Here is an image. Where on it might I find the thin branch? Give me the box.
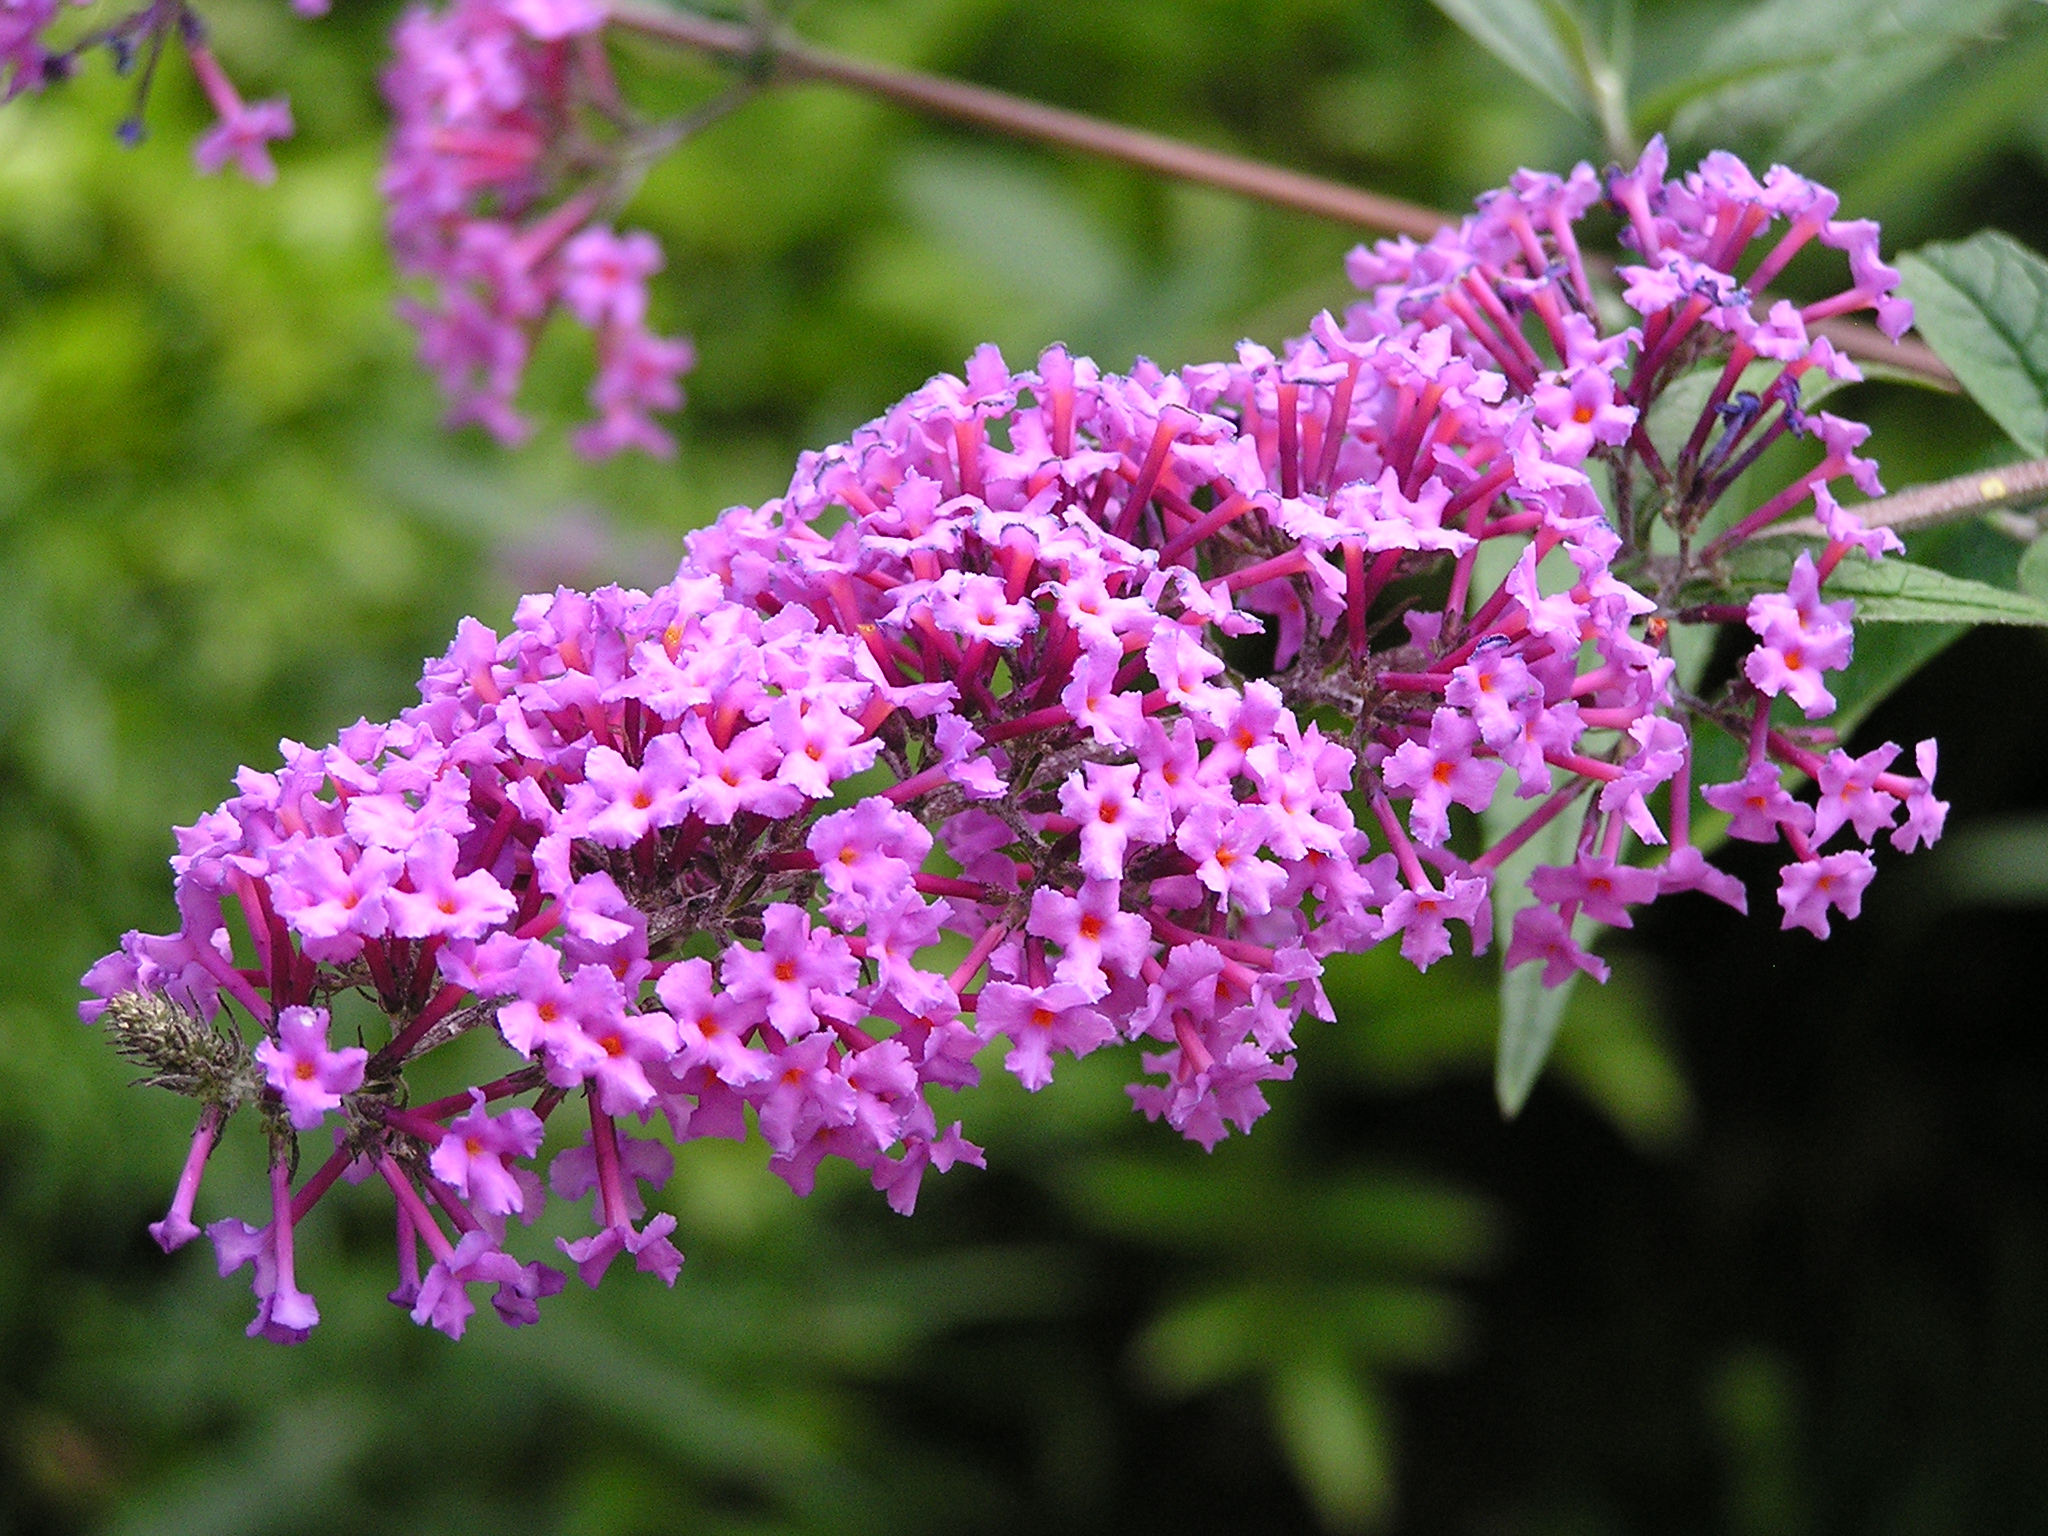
[602,2,1958,392]
[1763,456,2048,541]
[606,2,1453,240]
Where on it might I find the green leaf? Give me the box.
[1815,557,2048,626]
[1429,0,1594,116]
[1715,542,2048,625]
[1269,1356,1394,1532]
[1648,0,2021,160]
[2020,536,2048,604]
[1933,814,2048,904]
[1897,232,2048,457]
[1484,780,1597,1118]
[1547,959,1694,1152]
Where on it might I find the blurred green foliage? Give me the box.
[2,0,2045,1531]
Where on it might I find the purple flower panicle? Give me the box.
[381,0,694,456]
[86,142,1944,1341]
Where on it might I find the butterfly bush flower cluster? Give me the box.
[86,139,1947,1343]
[383,0,696,455]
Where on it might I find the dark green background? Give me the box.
[3,0,2047,1529]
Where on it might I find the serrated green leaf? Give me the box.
[1898,233,2048,456]
[1719,542,2048,625]
[1429,0,1593,116]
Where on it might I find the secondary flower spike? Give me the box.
[382,0,695,456]
[85,144,1944,1342]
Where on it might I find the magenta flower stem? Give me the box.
[290,1148,353,1226]
[381,1105,449,1144]
[1369,788,1433,891]
[380,982,472,1064]
[947,922,1011,994]
[1703,465,1827,561]
[1766,730,1829,781]
[378,1155,457,1266]
[269,1157,302,1292]
[1314,364,1361,494]
[1223,550,1309,592]
[1345,543,1369,658]
[1678,347,1754,473]
[154,1105,224,1248]
[1545,750,1624,783]
[426,1176,483,1235]
[1668,742,1694,849]
[1145,912,1275,967]
[1376,671,1450,694]
[589,1098,630,1230]
[1116,417,1182,542]
[1474,782,1590,874]
[1158,493,1257,562]
[410,1072,543,1121]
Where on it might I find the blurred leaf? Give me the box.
[1062,1158,1496,1273]
[1653,0,2020,160]
[1133,1280,1468,1396]
[2020,534,2048,602]
[106,1397,371,1536]
[1931,814,2048,903]
[1705,1348,1808,1536]
[1549,956,1693,1151]
[1898,233,2048,457]
[1269,1355,1394,1531]
[895,146,1125,322]
[1427,0,1594,117]
[1832,14,2048,215]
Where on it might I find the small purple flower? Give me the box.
[1027,880,1155,1000]
[430,1090,545,1216]
[1777,851,1877,939]
[978,982,1115,1091]
[1506,905,1610,986]
[1528,855,1659,929]
[1060,763,1171,881]
[720,905,861,1041]
[413,1230,532,1339]
[254,1007,367,1131]
[1704,763,1815,845]
[559,227,662,329]
[1382,710,1503,847]
[1814,744,1903,846]
[1891,740,1949,854]
[387,828,518,939]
